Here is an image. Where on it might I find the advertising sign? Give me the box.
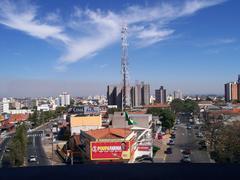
[84,106,100,115]
[90,141,130,160]
[138,145,151,151]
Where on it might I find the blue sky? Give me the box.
[0,0,240,97]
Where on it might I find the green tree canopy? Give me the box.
[146,108,175,130]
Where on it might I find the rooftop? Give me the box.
[85,128,131,139]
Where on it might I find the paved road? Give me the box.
[27,131,50,166]
[0,118,60,167]
[27,118,61,166]
[165,117,211,163]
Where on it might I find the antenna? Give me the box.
[121,24,129,111]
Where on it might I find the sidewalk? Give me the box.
[153,134,171,163]
[41,136,65,166]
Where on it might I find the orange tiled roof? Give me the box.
[85,128,131,139]
[8,114,29,123]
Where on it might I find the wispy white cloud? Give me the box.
[0,0,226,69]
[196,37,237,47]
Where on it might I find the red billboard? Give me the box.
[90,141,131,160]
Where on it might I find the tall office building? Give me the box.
[173,90,183,100]
[155,86,167,104]
[224,82,238,102]
[130,82,150,107]
[59,92,71,107]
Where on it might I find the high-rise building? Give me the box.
[107,85,117,105]
[155,86,167,104]
[224,82,238,102]
[173,90,183,100]
[0,98,10,114]
[59,92,71,107]
[130,82,150,107]
[107,85,123,109]
[141,82,150,106]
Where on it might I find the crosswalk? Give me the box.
[27,134,44,137]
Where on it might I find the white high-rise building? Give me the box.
[173,90,183,100]
[59,92,71,107]
[0,98,10,114]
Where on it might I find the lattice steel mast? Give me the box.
[121,24,128,111]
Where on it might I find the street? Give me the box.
[0,118,62,167]
[165,116,211,163]
[27,131,50,166]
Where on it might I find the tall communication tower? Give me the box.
[121,24,129,111]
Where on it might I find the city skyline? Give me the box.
[0,0,240,97]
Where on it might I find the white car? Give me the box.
[196,132,204,138]
[28,155,37,162]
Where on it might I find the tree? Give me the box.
[146,108,175,130]
[8,124,27,167]
[211,121,240,163]
[170,99,185,114]
[170,99,199,114]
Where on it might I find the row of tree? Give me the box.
[170,99,199,114]
[3,124,27,167]
[28,107,67,128]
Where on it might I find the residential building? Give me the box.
[225,82,238,102]
[130,82,150,107]
[155,86,167,104]
[59,92,71,106]
[0,98,10,114]
[173,90,183,100]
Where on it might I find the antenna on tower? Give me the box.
[121,24,129,111]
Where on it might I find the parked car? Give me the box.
[46,133,50,137]
[182,148,191,155]
[165,147,172,154]
[187,125,192,129]
[135,155,154,163]
[28,155,37,162]
[173,126,177,130]
[167,139,175,145]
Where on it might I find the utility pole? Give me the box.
[121,24,129,111]
[51,126,54,166]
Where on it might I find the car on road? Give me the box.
[165,147,172,154]
[181,156,191,163]
[5,148,10,153]
[135,155,154,163]
[46,133,50,137]
[170,134,176,139]
[182,149,191,155]
[176,119,180,124]
[199,144,207,150]
[196,132,204,138]
[28,155,37,162]
[167,139,175,145]
[173,126,177,130]
[186,125,192,129]
[194,126,199,130]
